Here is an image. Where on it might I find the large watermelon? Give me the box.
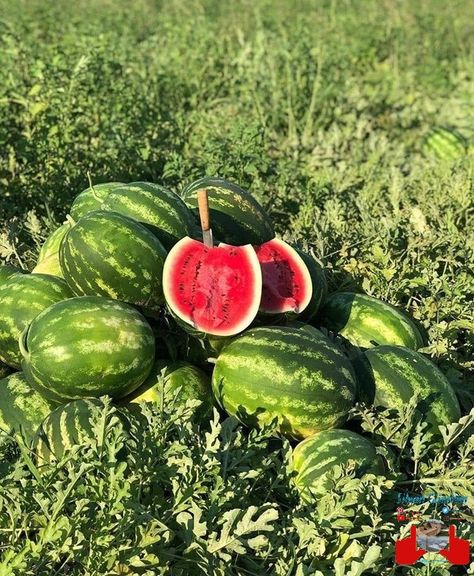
[32,223,69,278]
[0,372,53,440]
[33,398,126,465]
[212,326,356,439]
[0,273,73,368]
[163,237,262,336]
[60,210,167,313]
[182,177,275,246]
[423,127,468,161]
[70,182,124,219]
[20,296,155,403]
[291,429,384,498]
[353,346,461,432]
[319,292,424,350]
[124,360,213,418]
[101,181,195,250]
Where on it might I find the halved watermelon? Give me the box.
[163,237,262,337]
[255,238,313,315]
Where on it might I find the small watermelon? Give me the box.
[291,429,384,498]
[32,223,69,278]
[20,296,155,403]
[0,372,53,440]
[0,264,24,284]
[60,211,167,313]
[423,127,468,161]
[33,398,126,465]
[319,292,425,350]
[353,346,461,433]
[124,360,213,418]
[182,177,275,246]
[70,182,124,219]
[212,326,356,439]
[101,181,195,250]
[255,238,313,317]
[0,273,73,368]
[163,236,262,337]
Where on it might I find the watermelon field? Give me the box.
[0,0,473,574]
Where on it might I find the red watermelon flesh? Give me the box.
[255,238,312,314]
[163,237,262,336]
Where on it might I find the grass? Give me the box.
[0,0,472,574]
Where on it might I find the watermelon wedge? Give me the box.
[255,238,313,315]
[163,237,262,337]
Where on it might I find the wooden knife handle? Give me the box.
[197,188,211,232]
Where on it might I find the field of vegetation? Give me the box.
[0,0,472,574]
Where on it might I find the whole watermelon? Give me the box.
[20,296,155,403]
[291,429,384,498]
[319,292,424,350]
[125,359,213,419]
[182,177,275,246]
[101,181,195,250]
[423,127,468,161]
[32,223,69,278]
[33,398,127,465]
[60,210,167,313]
[0,372,53,440]
[70,182,124,219]
[353,346,461,433]
[212,326,356,439]
[0,273,73,368]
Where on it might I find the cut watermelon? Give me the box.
[163,237,262,337]
[255,238,312,315]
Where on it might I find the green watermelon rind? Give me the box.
[0,273,73,369]
[319,292,425,351]
[423,127,468,161]
[0,372,54,440]
[352,345,461,433]
[101,181,195,251]
[182,177,275,246]
[212,326,356,439]
[20,296,155,403]
[60,210,167,312]
[69,182,124,220]
[291,429,384,498]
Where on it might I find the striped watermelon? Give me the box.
[291,429,384,498]
[0,372,53,440]
[60,211,167,313]
[101,181,195,250]
[212,326,356,439]
[32,223,69,278]
[0,273,73,368]
[70,182,124,220]
[163,237,262,336]
[423,127,468,161]
[124,360,213,418]
[20,296,155,403]
[319,292,424,350]
[0,264,24,284]
[182,177,275,246]
[33,398,125,464]
[353,346,461,432]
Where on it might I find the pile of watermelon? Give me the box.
[0,177,462,496]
